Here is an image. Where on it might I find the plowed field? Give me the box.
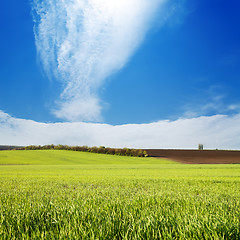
[145,149,240,164]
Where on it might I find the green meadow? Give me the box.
[0,150,239,239]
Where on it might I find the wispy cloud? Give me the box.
[1,110,240,149]
[182,85,240,118]
[32,0,170,122]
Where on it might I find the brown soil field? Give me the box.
[145,149,240,164]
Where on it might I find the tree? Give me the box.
[198,144,203,150]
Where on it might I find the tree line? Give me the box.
[17,145,148,157]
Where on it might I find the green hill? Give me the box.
[0,149,174,165]
[0,150,239,239]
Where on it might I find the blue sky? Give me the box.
[0,0,240,148]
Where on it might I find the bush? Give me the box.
[20,145,148,157]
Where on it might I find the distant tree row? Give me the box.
[17,145,148,157]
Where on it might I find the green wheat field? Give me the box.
[0,150,240,239]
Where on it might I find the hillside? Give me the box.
[0,150,173,165]
[0,145,24,151]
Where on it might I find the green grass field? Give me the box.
[0,150,240,239]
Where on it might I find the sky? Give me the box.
[0,0,240,149]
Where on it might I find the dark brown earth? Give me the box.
[145,149,240,164]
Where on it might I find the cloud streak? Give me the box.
[32,0,168,121]
[1,110,240,150]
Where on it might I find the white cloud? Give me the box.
[1,110,240,150]
[32,0,169,122]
